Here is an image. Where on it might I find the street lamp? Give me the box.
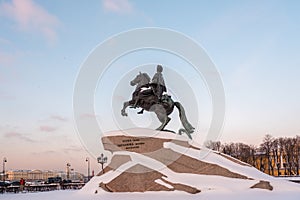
[86,157,90,181]
[70,168,74,181]
[2,157,7,182]
[97,153,107,174]
[66,163,71,180]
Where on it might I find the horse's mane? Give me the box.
[141,73,150,83]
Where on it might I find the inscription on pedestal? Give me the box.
[117,138,145,150]
[102,135,173,153]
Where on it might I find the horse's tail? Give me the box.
[174,102,195,134]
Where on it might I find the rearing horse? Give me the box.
[121,72,195,139]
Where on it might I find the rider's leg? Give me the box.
[157,86,163,100]
[133,98,139,108]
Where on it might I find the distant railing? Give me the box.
[0,182,85,194]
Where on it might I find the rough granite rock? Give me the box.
[250,180,273,191]
[98,154,132,175]
[102,135,199,154]
[99,164,201,194]
[77,129,300,195]
[102,135,250,179]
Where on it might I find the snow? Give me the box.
[82,130,300,197]
[103,128,189,142]
[3,131,299,200]
[275,176,300,181]
[0,190,75,200]
[79,141,300,197]
[163,141,300,192]
[164,142,271,180]
[1,189,300,200]
[155,179,174,189]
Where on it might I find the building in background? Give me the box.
[6,170,84,182]
[6,170,30,181]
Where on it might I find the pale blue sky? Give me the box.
[1,0,300,173]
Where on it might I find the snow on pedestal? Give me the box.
[80,128,300,195]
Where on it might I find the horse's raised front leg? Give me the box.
[121,101,130,116]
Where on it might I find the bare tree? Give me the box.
[272,138,280,176]
[296,136,300,175]
[205,141,221,151]
[236,143,251,163]
[204,135,299,176]
[249,145,257,167]
[260,134,274,175]
[222,143,234,156]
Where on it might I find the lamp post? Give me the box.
[97,153,107,174]
[2,157,7,182]
[70,168,74,181]
[66,163,71,180]
[86,157,90,181]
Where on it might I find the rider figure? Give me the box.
[132,65,166,113]
[132,72,150,108]
[152,65,166,101]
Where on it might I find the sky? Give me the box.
[1,0,300,174]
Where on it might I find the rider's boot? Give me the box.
[137,109,144,114]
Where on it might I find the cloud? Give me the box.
[102,0,133,14]
[39,125,57,132]
[31,150,56,156]
[50,115,68,122]
[0,51,16,66]
[0,38,12,46]
[0,92,15,100]
[0,38,19,67]
[79,113,100,119]
[0,0,61,44]
[4,131,35,142]
[63,145,84,154]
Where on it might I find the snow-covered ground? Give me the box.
[275,176,300,181]
[1,188,300,200]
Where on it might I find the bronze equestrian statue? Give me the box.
[121,65,195,139]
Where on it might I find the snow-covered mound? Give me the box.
[80,129,300,195]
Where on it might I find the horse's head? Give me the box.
[130,72,150,87]
[130,72,142,86]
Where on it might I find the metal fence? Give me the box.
[0,182,85,194]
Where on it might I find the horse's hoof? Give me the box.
[121,110,128,116]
